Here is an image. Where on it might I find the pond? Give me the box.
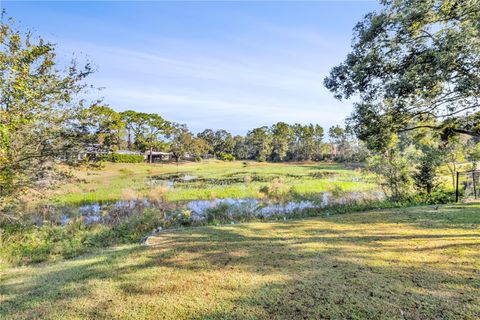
[56,191,385,226]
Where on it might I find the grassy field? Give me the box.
[51,160,376,205]
[2,203,479,319]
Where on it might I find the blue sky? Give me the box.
[2,1,378,135]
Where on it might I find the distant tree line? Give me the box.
[79,105,368,163]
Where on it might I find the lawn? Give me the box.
[50,160,377,205]
[2,203,479,319]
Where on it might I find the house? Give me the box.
[116,150,143,156]
[145,151,174,162]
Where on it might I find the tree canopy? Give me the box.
[324,0,480,150]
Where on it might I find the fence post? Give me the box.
[455,171,460,202]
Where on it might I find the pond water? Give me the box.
[57,191,385,226]
[146,174,199,188]
[59,200,143,225]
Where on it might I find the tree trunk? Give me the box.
[127,130,132,150]
[149,145,153,164]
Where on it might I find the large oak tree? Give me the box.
[324,0,480,150]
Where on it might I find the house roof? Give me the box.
[145,151,173,156]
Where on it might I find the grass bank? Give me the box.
[1,203,479,319]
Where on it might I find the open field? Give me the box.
[2,203,479,319]
[50,161,377,205]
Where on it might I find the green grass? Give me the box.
[2,203,479,319]
[51,160,377,205]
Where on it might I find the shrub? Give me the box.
[415,187,455,205]
[259,178,290,202]
[218,152,235,161]
[113,153,144,163]
[412,147,444,195]
[206,203,230,224]
[331,185,344,198]
[99,153,144,163]
[366,146,414,201]
[92,209,165,244]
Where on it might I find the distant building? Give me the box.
[145,151,174,162]
[116,150,142,155]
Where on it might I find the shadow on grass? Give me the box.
[324,203,480,230]
[1,205,480,319]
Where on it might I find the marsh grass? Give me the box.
[147,186,169,204]
[1,203,479,319]
[259,178,291,203]
[49,161,377,205]
[121,188,138,202]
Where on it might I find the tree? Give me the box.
[289,124,323,161]
[191,137,211,159]
[131,112,150,152]
[214,129,234,155]
[270,122,293,161]
[85,105,125,151]
[134,113,170,163]
[325,1,480,150]
[329,125,346,158]
[197,129,215,153]
[319,143,332,160]
[444,135,469,189]
[0,16,94,210]
[412,145,445,196]
[312,124,325,159]
[366,137,414,201]
[468,141,480,170]
[170,124,209,162]
[197,129,234,156]
[245,126,272,162]
[120,110,140,150]
[232,135,249,160]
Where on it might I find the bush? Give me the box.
[99,153,144,163]
[113,153,144,163]
[218,152,235,161]
[206,203,231,224]
[91,209,165,244]
[415,187,455,205]
[259,178,291,202]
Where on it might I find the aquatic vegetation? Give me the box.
[50,161,378,205]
